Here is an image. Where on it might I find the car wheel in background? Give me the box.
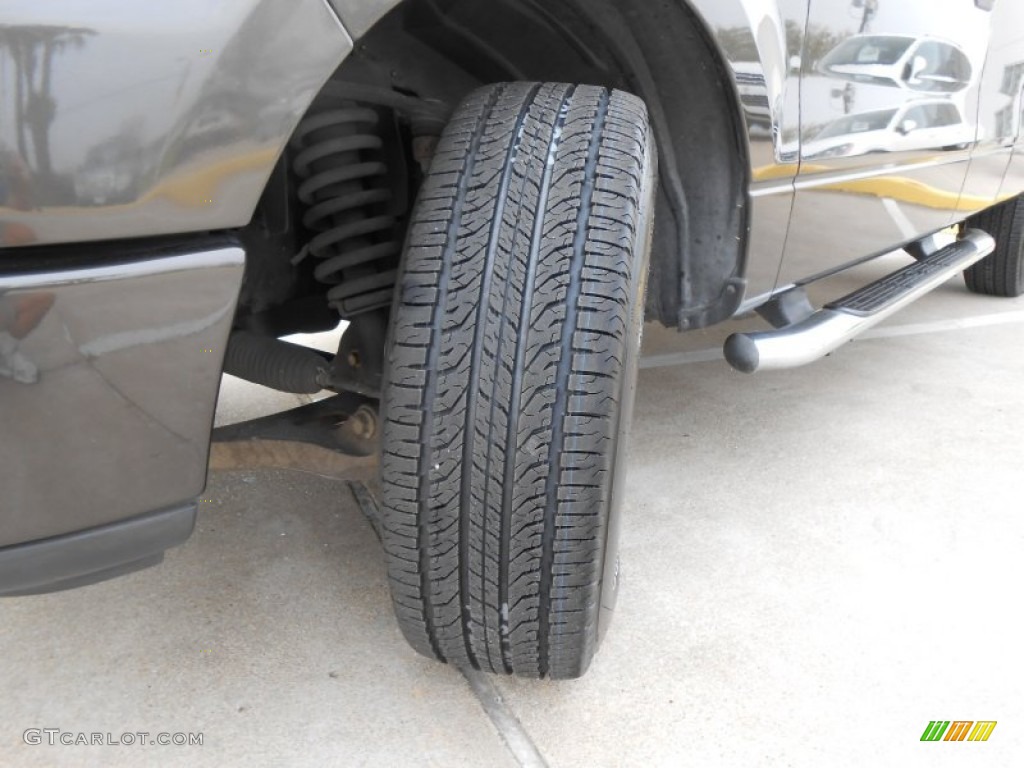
[964,193,1024,297]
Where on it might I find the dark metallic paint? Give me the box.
[0,0,350,248]
[0,242,243,547]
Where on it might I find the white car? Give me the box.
[819,35,973,93]
[802,99,975,159]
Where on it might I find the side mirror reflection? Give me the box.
[906,54,929,85]
[897,119,919,135]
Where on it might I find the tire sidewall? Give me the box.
[597,128,659,641]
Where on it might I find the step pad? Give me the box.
[826,239,979,317]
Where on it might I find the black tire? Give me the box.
[379,82,656,679]
[964,194,1024,297]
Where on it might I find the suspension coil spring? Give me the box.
[290,103,400,317]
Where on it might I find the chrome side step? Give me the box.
[724,229,996,373]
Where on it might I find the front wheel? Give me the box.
[379,82,657,678]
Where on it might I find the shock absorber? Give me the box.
[290,102,400,317]
[290,83,449,318]
[224,86,449,396]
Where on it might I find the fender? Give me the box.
[663,0,805,318]
[0,0,350,249]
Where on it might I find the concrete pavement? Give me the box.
[2,255,1022,766]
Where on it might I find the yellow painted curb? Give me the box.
[752,162,1005,212]
[140,146,280,207]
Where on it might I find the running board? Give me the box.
[724,229,995,373]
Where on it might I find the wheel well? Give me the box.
[359,0,751,329]
[243,0,750,331]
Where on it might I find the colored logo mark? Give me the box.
[921,721,997,742]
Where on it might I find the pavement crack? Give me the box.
[461,668,549,768]
[348,480,381,542]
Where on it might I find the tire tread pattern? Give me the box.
[964,194,1024,297]
[380,82,651,679]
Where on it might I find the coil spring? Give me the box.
[291,104,399,317]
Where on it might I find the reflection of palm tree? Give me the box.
[0,25,95,181]
[854,0,879,34]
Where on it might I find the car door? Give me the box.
[999,74,1024,201]
[963,1,1024,209]
[777,0,992,288]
